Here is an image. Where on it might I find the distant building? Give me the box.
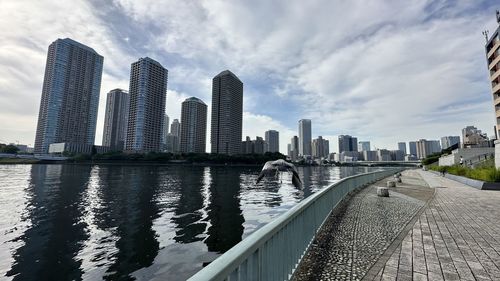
[377,149,391,161]
[340,151,359,162]
[409,141,417,156]
[125,57,168,153]
[440,136,460,149]
[415,139,441,159]
[312,136,329,158]
[338,135,358,153]
[241,136,265,154]
[462,126,490,148]
[358,141,370,152]
[298,119,312,156]
[397,142,407,155]
[34,38,103,154]
[253,137,265,154]
[363,150,377,161]
[180,97,207,153]
[165,133,179,153]
[390,150,405,161]
[265,130,279,153]
[102,89,129,151]
[290,136,299,161]
[287,144,291,157]
[162,114,170,151]
[210,70,243,155]
[170,119,181,153]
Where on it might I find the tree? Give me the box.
[0,144,19,154]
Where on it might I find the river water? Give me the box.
[0,164,380,281]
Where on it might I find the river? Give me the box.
[0,164,380,281]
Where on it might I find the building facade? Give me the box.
[298,119,312,156]
[125,57,168,153]
[210,70,243,155]
[416,139,441,159]
[358,141,370,152]
[409,141,417,156]
[180,97,207,153]
[338,135,358,153]
[169,119,181,153]
[486,15,500,138]
[290,136,299,161]
[34,38,103,154]
[312,136,329,158]
[397,142,407,155]
[440,136,460,150]
[162,114,170,151]
[265,130,279,153]
[102,89,129,151]
[485,13,500,167]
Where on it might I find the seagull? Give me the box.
[256,159,303,189]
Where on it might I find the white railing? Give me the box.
[188,168,402,281]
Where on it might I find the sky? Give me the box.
[0,0,499,153]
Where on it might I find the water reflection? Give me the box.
[205,167,244,253]
[1,164,381,281]
[97,166,161,281]
[172,167,206,244]
[7,165,91,281]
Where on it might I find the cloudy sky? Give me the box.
[0,0,499,153]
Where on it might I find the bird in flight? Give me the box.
[256,159,302,189]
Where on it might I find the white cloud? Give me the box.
[0,0,498,154]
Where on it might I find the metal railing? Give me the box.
[188,168,402,281]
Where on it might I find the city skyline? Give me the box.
[1,2,500,154]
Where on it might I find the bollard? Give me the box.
[377,187,390,197]
[387,180,396,187]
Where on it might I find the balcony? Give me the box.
[492,69,500,81]
[494,83,500,96]
[488,39,500,58]
[490,55,500,71]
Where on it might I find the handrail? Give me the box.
[188,168,402,281]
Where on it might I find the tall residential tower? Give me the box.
[125,57,168,153]
[265,130,280,153]
[34,38,103,154]
[102,89,129,151]
[298,119,312,156]
[180,97,207,153]
[210,70,243,155]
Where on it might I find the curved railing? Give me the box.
[188,168,402,281]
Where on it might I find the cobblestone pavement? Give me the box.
[293,170,430,281]
[372,171,500,281]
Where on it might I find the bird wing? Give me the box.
[292,171,303,189]
[256,161,275,184]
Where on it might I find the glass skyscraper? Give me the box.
[125,57,168,153]
[34,38,103,154]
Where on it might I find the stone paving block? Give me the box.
[442,270,461,281]
[427,270,444,281]
[382,265,397,277]
[426,262,441,273]
[413,272,428,281]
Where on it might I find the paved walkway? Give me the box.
[293,170,433,281]
[372,171,500,281]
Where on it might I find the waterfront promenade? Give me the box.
[293,170,500,281]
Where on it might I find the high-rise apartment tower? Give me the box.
[34,38,103,154]
[102,89,129,150]
[210,70,243,155]
[125,57,168,153]
[180,97,207,153]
